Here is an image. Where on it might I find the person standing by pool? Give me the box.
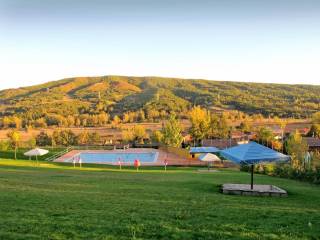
[79,156,82,168]
[164,159,168,172]
[118,158,122,170]
[134,159,140,171]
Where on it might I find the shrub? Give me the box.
[0,140,10,151]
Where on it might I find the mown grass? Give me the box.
[0,148,65,161]
[0,159,319,240]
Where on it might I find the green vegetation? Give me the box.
[0,159,319,240]
[0,148,65,161]
[161,114,183,147]
[0,76,319,130]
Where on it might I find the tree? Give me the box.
[161,114,183,147]
[312,112,320,124]
[189,106,210,144]
[133,126,147,143]
[7,130,21,159]
[146,109,160,122]
[122,112,130,123]
[52,130,77,146]
[239,120,252,133]
[285,130,308,170]
[308,124,320,138]
[88,132,101,145]
[256,127,274,147]
[0,140,10,151]
[111,115,121,128]
[2,117,11,129]
[274,117,288,152]
[66,116,75,127]
[36,132,52,146]
[209,114,230,139]
[138,110,145,122]
[122,129,134,143]
[77,131,90,145]
[33,118,47,128]
[27,137,37,149]
[151,130,163,143]
[12,116,22,129]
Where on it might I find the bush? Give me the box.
[241,163,320,184]
[0,140,10,151]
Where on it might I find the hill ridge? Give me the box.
[0,76,319,122]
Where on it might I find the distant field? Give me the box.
[0,119,311,141]
[0,159,319,240]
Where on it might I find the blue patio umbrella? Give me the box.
[220,142,290,189]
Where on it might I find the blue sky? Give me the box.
[0,0,319,89]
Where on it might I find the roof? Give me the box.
[304,137,320,147]
[189,147,220,154]
[220,141,290,165]
[202,139,238,149]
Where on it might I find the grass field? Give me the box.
[0,159,319,240]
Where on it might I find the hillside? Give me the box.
[0,76,319,127]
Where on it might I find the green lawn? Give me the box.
[0,148,66,161]
[0,159,319,240]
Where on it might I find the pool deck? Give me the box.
[55,148,206,166]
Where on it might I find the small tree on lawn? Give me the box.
[7,130,21,160]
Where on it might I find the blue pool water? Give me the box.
[73,152,158,165]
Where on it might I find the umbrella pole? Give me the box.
[251,164,254,190]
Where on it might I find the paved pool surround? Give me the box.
[55,148,206,166]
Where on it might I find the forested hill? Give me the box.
[0,76,319,123]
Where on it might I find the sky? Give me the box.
[0,0,319,90]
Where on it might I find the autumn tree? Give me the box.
[256,127,274,147]
[122,129,134,143]
[312,112,320,124]
[274,116,288,152]
[133,125,147,143]
[239,120,252,133]
[36,132,52,146]
[151,130,163,143]
[209,114,230,139]
[77,131,90,145]
[52,130,77,146]
[189,106,210,144]
[307,124,320,138]
[7,130,21,159]
[161,114,183,147]
[285,130,309,170]
[111,115,121,128]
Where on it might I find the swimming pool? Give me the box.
[69,152,158,165]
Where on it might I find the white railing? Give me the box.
[45,147,73,162]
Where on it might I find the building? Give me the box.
[304,137,320,152]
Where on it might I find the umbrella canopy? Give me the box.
[198,153,221,162]
[24,148,49,157]
[220,141,290,165]
[220,142,290,189]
